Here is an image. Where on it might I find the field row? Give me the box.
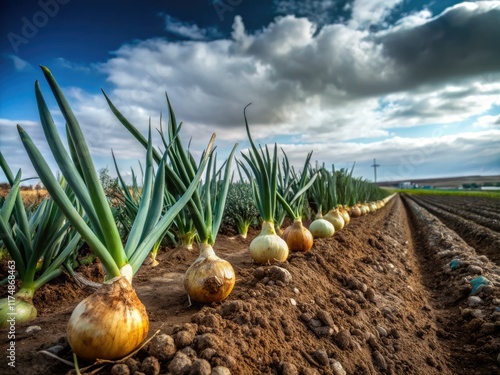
[404,194,500,266]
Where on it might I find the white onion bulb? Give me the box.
[249,221,288,264]
[67,276,149,361]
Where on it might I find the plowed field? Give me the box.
[1,194,499,375]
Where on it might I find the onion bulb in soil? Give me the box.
[250,221,289,264]
[339,206,350,225]
[308,216,335,239]
[324,208,345,232]
[282,219,314,252]
[350,205,361,218]
[0,294,37,329]
[67,276,149,361]
[184,243,235,303]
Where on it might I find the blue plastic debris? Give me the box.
[449,259,461,270]
[469,276,490,295]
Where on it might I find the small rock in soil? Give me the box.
[211,366,231,375]
[373,350,388,370]
[317,309,335,328]
[330,359,346,375]
[200,348,217,361]
[175,330,196,348]
[181,346,198,359]
[25,325,41,334]
[281,361,299,375]
[269,266,292,284]
[334,330,352,350]
[168,351,193,375]
[111,364,130,375]
[125,358,140,373]
[468,296,483,307]
[313,349,329,366]
[466,265,483,275]
[196,333,223,351]
[141,356,160,375]
[189,358,211,375]
[148,334,177,361]
[365,288,376,302]
[376,326,388,337]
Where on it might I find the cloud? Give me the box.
[3,1,500,184]
[162,14,221,40]
[349,0,404,29]
[376,1,500,89]
[4,54,33,72]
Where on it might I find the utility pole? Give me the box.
[371,158,380,183]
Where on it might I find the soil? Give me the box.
[1,194,500,375]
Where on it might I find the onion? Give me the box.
[324,208,345,232]
[360,204,370,215]
[282,219,314,252]
[184,243,235,303]
[0,296,37,329]
[339,206,350,225]
[250,221,289,264]
[67,276,149,361]
[308,216,335,239]
[349,205,362,218]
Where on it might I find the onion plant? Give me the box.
[16,66,212,361]
[0,154,83,328]
[237,104,288,264]
[222,165,259,238]
[103,90,238,303]
[277,149,318,252]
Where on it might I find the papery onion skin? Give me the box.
[308,218,335,239]
[184,243,235,303]
[67,276,149,361]
[339,207,350,225]
[250,221,289,264]
[350,205,361,218]
[282,220,314,252]
[0,297,37,329]
[324,209,345,232]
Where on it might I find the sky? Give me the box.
[1,0,499,186]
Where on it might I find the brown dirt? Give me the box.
[1,194,499,374]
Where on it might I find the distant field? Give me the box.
[378,175,500,189]
[0,188,49,207]
[389,188,500,199]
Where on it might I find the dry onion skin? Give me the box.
[250,221,289,264]
[184,243,235,303]
[339,206,350,225]
[282,220,314,252]
[67,276,149,361]
[324,208,345,232]
[350,205,362,218]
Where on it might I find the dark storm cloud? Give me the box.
[378,2,500,89]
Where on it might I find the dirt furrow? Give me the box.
[406,194,500,265]
[415,195,500,232]
[402,195,500,375]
